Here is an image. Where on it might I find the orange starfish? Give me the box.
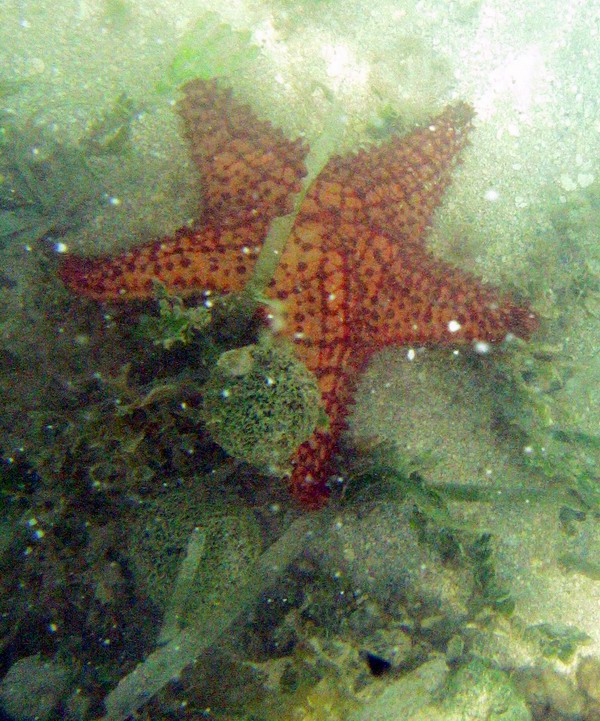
[59,78,538,508]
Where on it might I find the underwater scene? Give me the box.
[0,0,600,719]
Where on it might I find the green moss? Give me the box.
[560,552,600,580]
[137,283,212,350]
[523,623,591,663]
[157,12,260,94]
[440,657,531,721]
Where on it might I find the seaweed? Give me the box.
[81,92,142,156]
[4,10,597,718]
[137,282,213,350]
[0,87,144,251]
[25,360,209,495]
[156,12,260,95]
[475,339,600,511]
[340,443,515,616]
[0,115,98,248]
[468,533,515,616]
[523,622,591,663]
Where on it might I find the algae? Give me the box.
[0,114,100,249]
[438,657,531,721]
[81,92,141,157]
[99,513,323,721]
[473,339,600,511]
[523,623,591,664]
[0,88,143,252]
[137,282,213,350]
[156,12,260,95]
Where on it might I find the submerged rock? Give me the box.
[440,658,531,721]
[350,657,449,721]
[0,654,72,721]
[352,656,530,721]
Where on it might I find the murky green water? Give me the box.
[0,1,599,719]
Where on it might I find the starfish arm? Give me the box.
[287,374,359,509]
[356,244,538,347]
[284,330,367,508]
[288,431,337,509]
[59,78,309,302]
[303,102,474,243]
[179,78,308,231]
[58,223,265,300]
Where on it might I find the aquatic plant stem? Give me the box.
[429,481,571,504]
[99,512,325,721]
[244,108,344,299]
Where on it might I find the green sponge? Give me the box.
[201,336,323,474]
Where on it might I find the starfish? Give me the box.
[59,78,538,508]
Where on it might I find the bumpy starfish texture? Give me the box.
[60,78,538,508]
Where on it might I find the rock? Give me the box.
[351,657,531,721]
[577,656,600,721]
[577,655,600,702]
[361,624,413,671]
[350,657,449,721]
[0,654,72,721]
[440,658,531,721]
[514,666,584,719]
[63,689,91,721]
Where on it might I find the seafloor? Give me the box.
[0,0,599,720]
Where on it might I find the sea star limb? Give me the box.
[59,78,538,508]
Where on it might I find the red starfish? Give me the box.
[59,78,538,508]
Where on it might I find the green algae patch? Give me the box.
[523,623,591,664]
[157,12,260,95]
[137,282,213,350]
[0,114,100,249]
[440,658,531,721]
